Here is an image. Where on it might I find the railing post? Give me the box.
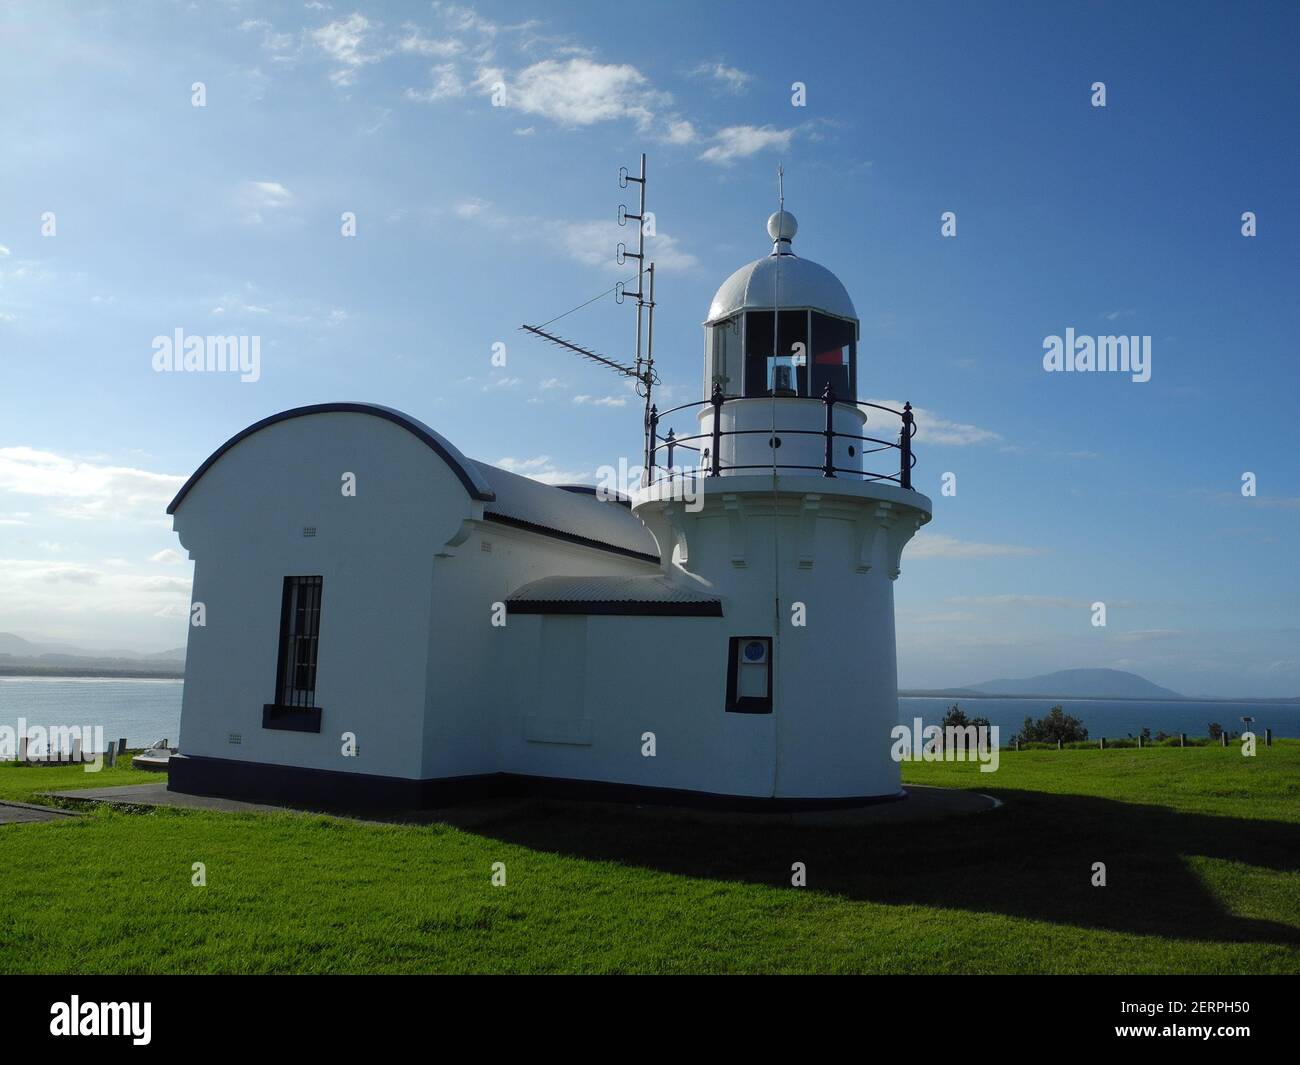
[645,404,658,486]
[665,428,676,473]
[900,401,914,490]
[821,382,835,477]
[709,383,724,476]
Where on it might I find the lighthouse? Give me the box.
[165,196,933,811]
[633,208,933,801]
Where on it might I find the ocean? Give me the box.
[0,678,1296,750]
[0,677,183,750]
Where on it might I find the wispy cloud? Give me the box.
[700,124,794,166]
[475,57,668,129]
[573,395,628,408]
[863,400,1000,446]
[496,455,591,484]
[235,181,295,226]
[909,534,1046,559]
[0,448,183,523]
[690,61,752,94]
[310,13,386,86]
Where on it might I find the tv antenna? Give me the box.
[519,152,660,474]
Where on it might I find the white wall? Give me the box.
[174,412,470,780]
[421,520,657,780]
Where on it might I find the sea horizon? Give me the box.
[1,677,1296,749]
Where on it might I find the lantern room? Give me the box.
[702,210,858,401]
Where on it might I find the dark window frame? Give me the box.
[264,575,323,732]
[725,636,774,714]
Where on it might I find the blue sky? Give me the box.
[1,1,1296,695]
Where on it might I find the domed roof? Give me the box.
[705,210,857,325]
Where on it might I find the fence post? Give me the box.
[1057,739,1062,750]
[1266,727,1272,747]
[17,736,27,762]
[665,428,676,473]
[1099,737,1105,749]
[1221,732,1228,747]
[1179,733,1186,747]
[822,382,836,477]
[1137,735,1142,749]
[710,383,724,476]
[900,401,914,490]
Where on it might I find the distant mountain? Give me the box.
[954,669,1182,700]
[0,632,184,661]
[0,632,185,678]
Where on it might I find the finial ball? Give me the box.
[767,210,798,243]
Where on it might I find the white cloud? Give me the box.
[0,447,184,523]
[691,62,752,94]
[665,119,697,144]
[946,594,1078,608]
[496,455,591,485]
[479,57,668,129]
[149,549,188,565]
[453,197,490,218]
[235,181,295,225]
[0,559,192,622]
[908,534,1046,559]
[700,125,794,166]
[573,395,628,408]
[556,219,699,272]
[406,63,464,101]
[310,13,384,86]
[863,400,1000,446]
[398,28,463,57]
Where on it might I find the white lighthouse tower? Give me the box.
[633,208,933,801]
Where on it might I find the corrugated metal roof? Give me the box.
[471,461,660,561]
[507,575,722,615]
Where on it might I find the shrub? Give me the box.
[1012,705,1089,745]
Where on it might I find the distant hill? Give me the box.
[951,668,1182,700]
[0,632,184,678]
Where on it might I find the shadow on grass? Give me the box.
[460,789,1300,947]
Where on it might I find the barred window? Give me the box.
[274,576,323,708]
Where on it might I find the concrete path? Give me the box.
[43,783,285,814]
[40,781,999,827]
[0,799,81,825]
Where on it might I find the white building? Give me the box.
[167,209,933,809]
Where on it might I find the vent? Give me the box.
[303,526,317,538]
[228,733,242,745]
[481,540,493,553]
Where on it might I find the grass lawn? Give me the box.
[0,744,1297,974]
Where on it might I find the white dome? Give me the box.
[705,210,857,324]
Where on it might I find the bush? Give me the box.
[1012,705,1089,745]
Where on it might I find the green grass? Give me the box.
[0,743,1297,974]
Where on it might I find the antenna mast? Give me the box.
[519,152,660,488]
[618,153,659,483]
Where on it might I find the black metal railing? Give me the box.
[645,383,916,490]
